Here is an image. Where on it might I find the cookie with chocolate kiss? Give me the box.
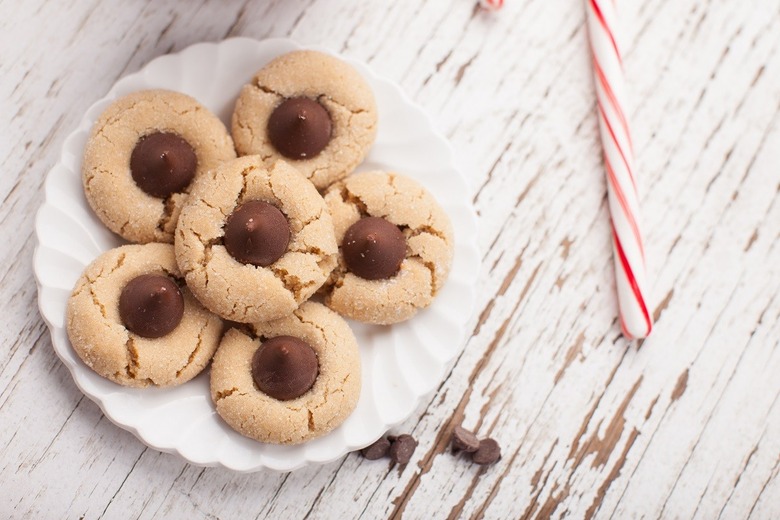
[82,90,235,244]
[175,157,338,323]
[210,302,361,445]
[323,171,454,325]
[232,50,377,189]
[66,243,223,387]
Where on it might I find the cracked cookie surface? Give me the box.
[323,171,454,324]
[210,301,361,445]
[232,50,377,190]
[66,243,223,388]
[174,156,338,323]
[82,89,236,244]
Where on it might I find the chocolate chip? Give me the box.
[224,200,290,267]
[130,132,197,198]
[451,425,480,453]
[119,274,184,338]
[251,336,319,401]
[389,434,417,464]
[267,97,332,159]
[360,437,391,460]
[471,438,501,465]
[342,217,406,280]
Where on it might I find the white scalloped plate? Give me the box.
[33,37,479,472]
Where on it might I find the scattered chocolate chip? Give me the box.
[224,200,290,267]
[389,434,417,464]
[341,217,407,280]
[471,438,501,465]
[251,335,319,401]
[267,97,332,159]
[451,425,480,453]
[119,274,184,338]
[130,132,197,198]
[360,437,391,460]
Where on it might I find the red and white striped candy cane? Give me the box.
[479,0,504,11]
[585,0,653,338]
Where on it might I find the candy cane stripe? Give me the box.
[598,101,637,193]
[590,0,622,65]
[594,55,633,151]
[605,155,645,258]
[612,224,652,336]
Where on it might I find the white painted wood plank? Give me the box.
[1,0,779,518]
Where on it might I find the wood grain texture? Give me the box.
[2,0,780,518]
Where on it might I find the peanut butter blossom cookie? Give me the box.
[232,50,377,190]
[323,171,454,324]
[174,156,338,323]
[210,302,361,445]
[66,243,223,387]
[82,89,236,243]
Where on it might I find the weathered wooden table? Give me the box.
[3,1,779,518]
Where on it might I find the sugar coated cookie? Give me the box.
[175,156,338,323]
[210,302,361,445]
[66,243,223,387]
[82,89,236,243]
[323,171,454,324]
[232,50,377,190]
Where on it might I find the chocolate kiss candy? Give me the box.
[224,201,290,267]
[342,217,406,280]
[251,336,319,401]
[119,274,184,338]
[267,97,332,159]
[130,132,197,198]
